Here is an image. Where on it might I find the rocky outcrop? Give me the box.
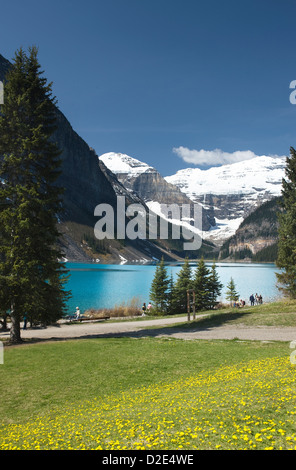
[99,152,214,231]
[192,192,275,221]
[219,197,281,261]
[116,166,195,205]
[53,112,118,225]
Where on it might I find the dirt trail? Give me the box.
[1,315,296,343]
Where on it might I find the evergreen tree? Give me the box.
[276,147,296,298]
[208,261,223,309]
[172,257,192,313]
[149,257,170,314]
[0,47,70,342]
[167,271,175,314]
[193,257,211,311]
[225,277,239,306]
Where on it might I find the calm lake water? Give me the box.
[64,262,282,315]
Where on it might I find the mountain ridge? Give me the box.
[100,151,286,247]
[165,154,285,244]
[219,197,281,262]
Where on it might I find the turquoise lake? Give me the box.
[64,262,282,315]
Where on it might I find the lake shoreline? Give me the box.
[64,261,281,314]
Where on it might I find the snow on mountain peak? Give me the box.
[99,152,154,176]
[165,155,286,200]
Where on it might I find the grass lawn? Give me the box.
[166,298,296,331]
[0,332,295,450]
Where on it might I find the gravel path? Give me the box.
[1,315,296,343]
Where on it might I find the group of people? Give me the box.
[233,293,263,308]
[249,293,263,306]
[141,302,152,316]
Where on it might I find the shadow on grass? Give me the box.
[173,308,254,332]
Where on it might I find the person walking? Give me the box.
[75,307,81,321]
[142,303,147,316]
[249,294,254,306]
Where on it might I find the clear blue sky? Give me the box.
[1,0,296,175]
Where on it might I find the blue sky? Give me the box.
[1,0,296,175]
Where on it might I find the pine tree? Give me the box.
[172,257,192,313]
[208,261,223,309]
[167,272,175,314]
[225,277,239,306]
[149,257,170,314]
[276,147,296,298]
[0,47,70,342]
[193,257,211,311]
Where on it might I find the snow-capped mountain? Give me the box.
[99,152,155,178]
[99,152,194,204]
[165,155,286,244]
[99,152,286,246]
[165,156,285,198]
[99,152,213,234]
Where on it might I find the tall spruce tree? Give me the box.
[193,257,211,311]
[150,257,170,314]
[208,261,223,309]
[225,277,239,306]
[167,271,175,314]
[0,47,70,342]
[172,257,192,313]
[276,147,296,298]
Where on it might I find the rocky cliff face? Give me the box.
[99,152,214,231]
[0,54,116,223]
[99,152,194,204]
[53,112,118,225]
[219,197,281,261]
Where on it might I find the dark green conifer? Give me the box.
[167,271,175,314]
[225,277,239,306]
[208,261,223,309]
[276,147,296,298]
[0,47,70,342]
[172,257,192,313]
[193,257,211,311]
[149,257,170,314]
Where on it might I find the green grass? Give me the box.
[0,338,284,422]
[162,298,296,331]
[0,337,295,449]
[1,298,296,450]
[105,297,296,326]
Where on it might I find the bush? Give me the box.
[84,297,142,319]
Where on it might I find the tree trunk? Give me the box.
[9,303,22,343]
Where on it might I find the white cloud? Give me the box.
[172,146,283,167]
